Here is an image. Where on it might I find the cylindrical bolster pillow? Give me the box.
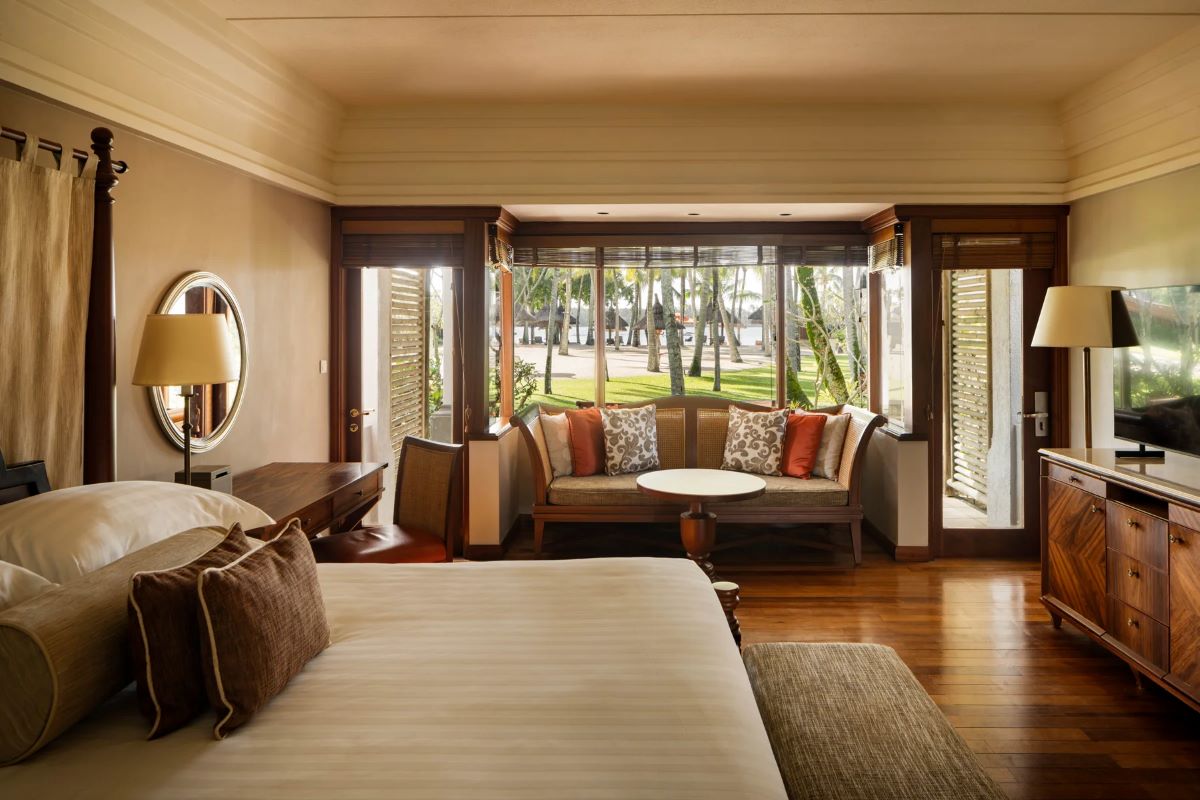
[0,526,226,765]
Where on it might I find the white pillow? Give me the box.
[813,413,850,479]
[540,412,574,478]
[0,482,273,583]
[0,561,56,612]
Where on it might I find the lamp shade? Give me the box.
[132,314,239,387]
[1031,285,1139,349]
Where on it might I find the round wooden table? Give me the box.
[636,468,766,579]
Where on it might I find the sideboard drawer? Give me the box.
[1047,463,1105,497]
[1171,504,1200,532]
[1106,502,1168,571]
[1107,597,1169,673]
[1106,550,1169,623]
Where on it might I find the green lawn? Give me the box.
[525,360,862,409]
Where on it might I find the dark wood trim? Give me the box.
[333,205,508,221]
[891,204,1070,220]
[513,220,865,237]
[462,220,488,436]
[83,127,119,483]
[328,211,347,461]
[0,451,52,504]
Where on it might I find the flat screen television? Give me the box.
[1113,284,1200,458]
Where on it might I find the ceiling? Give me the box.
[202,0,1200,106]
[506,203,891,222]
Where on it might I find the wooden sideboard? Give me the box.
[233,462,386,538]
[1041,448,1200,712]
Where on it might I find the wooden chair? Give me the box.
[310,437,463,564]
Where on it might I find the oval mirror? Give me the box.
[147,272,248,452]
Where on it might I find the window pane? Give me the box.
[426,268,456,442]
[516,267,596,409]
[486,266,502,426]
[879,265,911,429]
[782,263,870,408]
[603,261,776,404]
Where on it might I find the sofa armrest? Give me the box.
[511,410,551,505]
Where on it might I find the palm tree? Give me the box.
[558,270,572,356]
[660,269,685,395]
[543,269,560,394]
[797,265,850,403]
[710,269,722,392]
[715,269,743,363]
[688,274,709,377]
[645,268,660,371]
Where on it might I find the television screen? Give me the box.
[1113,284,1200,458]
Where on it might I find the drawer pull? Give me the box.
[1126,567,1139,579]
[1127,618,1139,628]
[1170,533,1185,545]
[1126,519,1139,528]
[1089,504,1101,514]
[1068,475,1081,484]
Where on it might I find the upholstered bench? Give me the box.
[513,397,884,563]
[742,643,1005,800]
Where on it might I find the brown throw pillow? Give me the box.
[197,520,329,739]
[128,523,255,739]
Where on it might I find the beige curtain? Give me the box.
[0,137,95,489]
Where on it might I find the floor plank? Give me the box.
[500,524,1200,800]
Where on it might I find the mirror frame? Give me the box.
[147,271,249,453]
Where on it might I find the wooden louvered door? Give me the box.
[387,268,428,449]
[935,261,1055,557]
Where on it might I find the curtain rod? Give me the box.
[1,125,128,174]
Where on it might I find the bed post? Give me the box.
[83,127,118,484]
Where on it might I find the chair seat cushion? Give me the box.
[547,473,848,508]
[309,525,446,564]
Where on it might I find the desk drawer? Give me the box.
[333,471,382,516]
[1106,597,1169,673]
[1106,550,1168,623]
[291,498,333,536]
[1047,463,1105,497]
[1106,502,1168,571]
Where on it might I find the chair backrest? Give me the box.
[393,437,464,550]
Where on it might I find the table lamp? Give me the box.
[1031,286,1138,449]
[133,314,239,483]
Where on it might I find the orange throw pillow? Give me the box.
[566,408,606,477]
[781,412,827,479]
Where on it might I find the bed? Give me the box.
[0,553,787,799]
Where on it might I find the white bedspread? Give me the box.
[1,557,786,799]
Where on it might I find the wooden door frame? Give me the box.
[911,206,1071,558]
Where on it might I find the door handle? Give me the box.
[349,408,375,418]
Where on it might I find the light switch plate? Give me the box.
[319,359,328,374]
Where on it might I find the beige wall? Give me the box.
[1068,164,1200,454]
[1,85,331,481]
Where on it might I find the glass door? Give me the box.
[935,266,1053,556]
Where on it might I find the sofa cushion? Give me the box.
[566,408,605,476]
[548,473,847,508]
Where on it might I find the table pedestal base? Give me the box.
[680,501,717,580]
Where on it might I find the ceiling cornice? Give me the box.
[0,0,341,201]
[2,1,1199,207]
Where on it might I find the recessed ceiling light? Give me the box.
[596,211,610,215]
[687,212,700,216]
[779,212,793,217]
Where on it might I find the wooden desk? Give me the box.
[233,462,387,538]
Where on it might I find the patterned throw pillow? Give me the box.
[601,405,660,475]
[721,406,790,476]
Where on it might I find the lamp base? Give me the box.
[1115,442,1166,463]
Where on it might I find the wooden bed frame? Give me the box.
[0,125,126,486]
[0,450,51,506]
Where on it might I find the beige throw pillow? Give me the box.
[0,561,55,612]
[813,413,851,479]
[601,405,660,475]
[721,406,790,475]
[539,411,574,478]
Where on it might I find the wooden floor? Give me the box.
[502,525,1200,800]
